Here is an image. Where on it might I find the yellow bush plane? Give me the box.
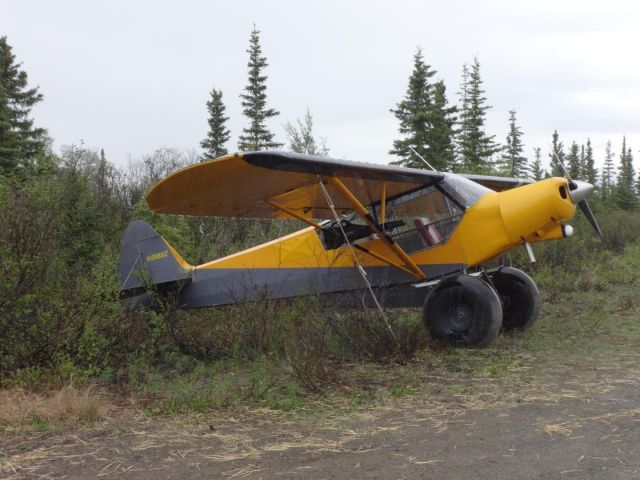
[119,151,600,347]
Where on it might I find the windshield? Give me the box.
[441,174,492,208]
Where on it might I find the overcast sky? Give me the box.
[3,0,639,172]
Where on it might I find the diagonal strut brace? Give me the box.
[329,177,426,280]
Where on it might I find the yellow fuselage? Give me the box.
[193,177,576,278]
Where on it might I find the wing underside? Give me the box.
[146,151,443,220]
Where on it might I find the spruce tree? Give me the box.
[237,26,282,151]
[530,147,545,180]
[615,136,637,209]
[457,57,500,173]
[566,141,581,178]
[0,85,20,171]
[582,139,597,185]
[284,108,329,156]
[601,140,615,201]
[389,50,456,171]
[201,88,231,160]
[427,80,457,170]
[548,130,565,176]
[498,109,527,177]
[0,36,46,173]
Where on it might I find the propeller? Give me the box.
[553,155,603,237]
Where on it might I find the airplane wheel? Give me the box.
[423,275,502,348]
[490,267,540,331]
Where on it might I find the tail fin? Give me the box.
[119,220,192,294]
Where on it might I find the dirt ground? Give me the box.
[2,354,639,480]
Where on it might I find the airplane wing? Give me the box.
[146,151,443,220]
[461,173,533,192]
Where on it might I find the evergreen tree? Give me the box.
[237,26,282,151]
[389,49,455,171]
[201,88,231,160]
[427,80,457,169]
[615,136,637,209]
[0,85,21,171]
[582,138,597,184]
[498,110,527,177]
[628,147,638,197]
[456,57,500,173]
[601,140,615,201]
[548,130,565,176]
[566,141,581,178]
[390,49,435,168]
[0,36,46,173]
[284,108,329,156]
[530,147,545,180]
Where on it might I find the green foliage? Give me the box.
[23,411,52,431]
[0,156,162,381]
[497,110,527,177]
[237,26,282,151]
[390,49,456,171]
[516,206,640,299]
[457,57,501,173]
[615,136,637,209]
[582,139,597,185]
[601,140,615,200]
[566,141,581,178]
[548,130,565,177]
[530,147,545,180]
[0,176,65,373]
[201,88,230,160]
[0,84,21,170]
[427,81,458,169]
[284,108,329,155]
[0,36,47,173]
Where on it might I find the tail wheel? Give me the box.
[423,275,502,348]
[490,267,540,331]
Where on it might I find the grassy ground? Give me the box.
[2,245,639,431]
[1,274,638,479]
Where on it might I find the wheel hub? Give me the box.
[449,303,472,331]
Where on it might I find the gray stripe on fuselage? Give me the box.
[178,264,465,308]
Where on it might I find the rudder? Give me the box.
[119,220,192,295]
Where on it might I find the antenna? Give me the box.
[409,146,439,173]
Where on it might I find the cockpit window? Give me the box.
[383,186,463,253]
[317,177,492,253]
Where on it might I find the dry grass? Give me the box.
[0,384,108,428]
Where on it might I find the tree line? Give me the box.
[387,48,637,209]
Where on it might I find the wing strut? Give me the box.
[329,177,426,280]
[351,244,416,277]
[318,179,399,347]
[379,182,387,224]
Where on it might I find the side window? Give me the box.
[318,185,465,253]
[379,186,463,253]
